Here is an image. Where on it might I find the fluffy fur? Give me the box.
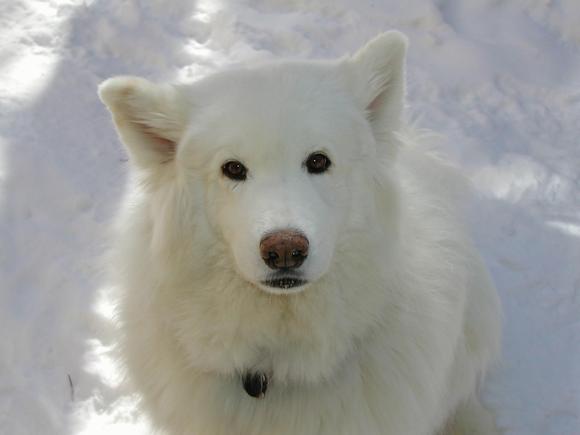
[99,31,501,435]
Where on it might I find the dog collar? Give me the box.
[242,371,269,398]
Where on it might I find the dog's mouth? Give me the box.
[260,276,307,290]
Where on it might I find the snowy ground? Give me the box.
[1,1,579,434]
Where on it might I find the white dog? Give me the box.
[99,31,501,435]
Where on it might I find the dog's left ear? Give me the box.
[347,31,408,139]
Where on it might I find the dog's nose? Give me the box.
[260,230,309,270]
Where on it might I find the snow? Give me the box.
[0,0,579,434]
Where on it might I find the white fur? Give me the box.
[99,31,501,435]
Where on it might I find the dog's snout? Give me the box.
[260,230,309,270]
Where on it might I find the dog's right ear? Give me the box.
[99,76,189,170]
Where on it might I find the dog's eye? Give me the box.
[305,152,331,174]
[222,160,247,181]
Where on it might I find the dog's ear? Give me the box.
[348,31,408,139]
[99,76,189,169]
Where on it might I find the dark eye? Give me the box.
[222,160,247,181]
[305,152,331,174]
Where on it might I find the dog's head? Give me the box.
[100,32,406,295]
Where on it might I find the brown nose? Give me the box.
[260,230,309,270]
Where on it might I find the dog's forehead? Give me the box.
[187,61,365,161]
[208,61,345,109]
